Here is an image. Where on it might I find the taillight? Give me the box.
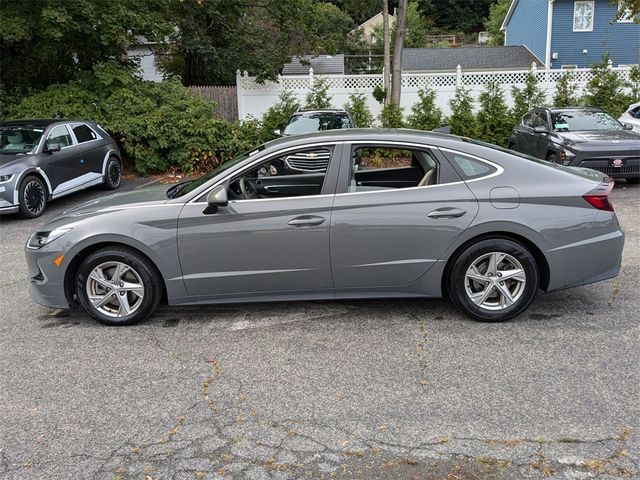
[583,181,614,212]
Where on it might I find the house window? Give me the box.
[573,1,595,31]
[616,2,634,22]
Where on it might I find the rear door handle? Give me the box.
[288,215,326,227]
[427,208,467,219]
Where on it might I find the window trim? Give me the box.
[573,0,595,32]
[68,123,102,145]
[190,141,342,204]
[45,124,75,150]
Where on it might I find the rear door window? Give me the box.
[72,124,98,143]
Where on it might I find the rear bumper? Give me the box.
[545,227,624,291]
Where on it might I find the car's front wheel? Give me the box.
[103,156,122,190]
[18,175,48,218]
[448,238,539,322]
[75,247,162,326]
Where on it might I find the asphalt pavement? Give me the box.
[0,178,638,480]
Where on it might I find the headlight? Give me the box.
[27,227,72,250]
[0,174,14,183]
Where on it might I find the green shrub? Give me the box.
[379,102,404,128]
[553,71,580,107]
[407,87,444,131]
[7,62,256,174]
[305,77,333,109]
[372,85,387,104]
[476,80,511,146]
[582,57,632,117]
[511,72,546,123]
[344,92,373,128]
[260,90,300,139]
[449,85,477,138]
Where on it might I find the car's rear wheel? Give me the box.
[547,152,558,164]
[448,238,539,322]
[103,156,122,190]
[18,175,48,218]
[75,247,161,326]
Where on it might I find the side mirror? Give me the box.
[271,129,282,137]
[533,126,549,134]
[45,143,61,153]
[623,123,634,131]
[203,185,228,215]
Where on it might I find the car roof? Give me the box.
[263,128,465,150]
[0,118,94,127]
[294,109,348,115]
[547,106,604,113]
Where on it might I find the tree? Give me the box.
[449,85,477,138]
[476,80,511,146]
[582,57,632,117]
[390,0,409,105]
[511,72,546,123]
[305,78,333,109]
[345,93,374,127]
[0,0,174,94]
[383,0,392,105]
[417,0,493,32]
[379,103,405,127]
[485,0,511,46]
[261,91,301,139]
[612,0,639,22]
[159,0,354,86]
[407,87,444,130]
[553,71,580,107]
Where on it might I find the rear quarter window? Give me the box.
[447,152,496,180]
[72,124,98,143]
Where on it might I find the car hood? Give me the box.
[61,185,171,217]
[557,129,640,145]
[0,153,30,170]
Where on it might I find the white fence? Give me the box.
[236,64,635,121]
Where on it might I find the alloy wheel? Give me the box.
[24,180,45,215]
[85,261,145,317]
[464,252,527,310]
[108,160,121,187]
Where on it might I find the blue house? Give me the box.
[501,0,639,69]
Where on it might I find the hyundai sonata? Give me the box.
[25,129,624,325]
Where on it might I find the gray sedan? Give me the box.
[25,129,624,325]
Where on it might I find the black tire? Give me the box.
[17,174,48,218]
[547,152,558,164]
[448,238,539,322]
[75,247,162,326]
[103,156,122,190]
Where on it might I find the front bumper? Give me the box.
[566,151,640,179]
[25,245,70,309]
[0,174,19,214]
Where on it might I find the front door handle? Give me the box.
[288,215,326,227]
[427,208,467,219]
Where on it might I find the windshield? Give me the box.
[170,145,265,198]
[551,110,622,132]
[283,113,351,135]
[0,125,45,154]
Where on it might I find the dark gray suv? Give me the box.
[0,119,122,218]
[508,107,640,182]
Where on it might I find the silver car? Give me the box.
[25,129,624,326]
